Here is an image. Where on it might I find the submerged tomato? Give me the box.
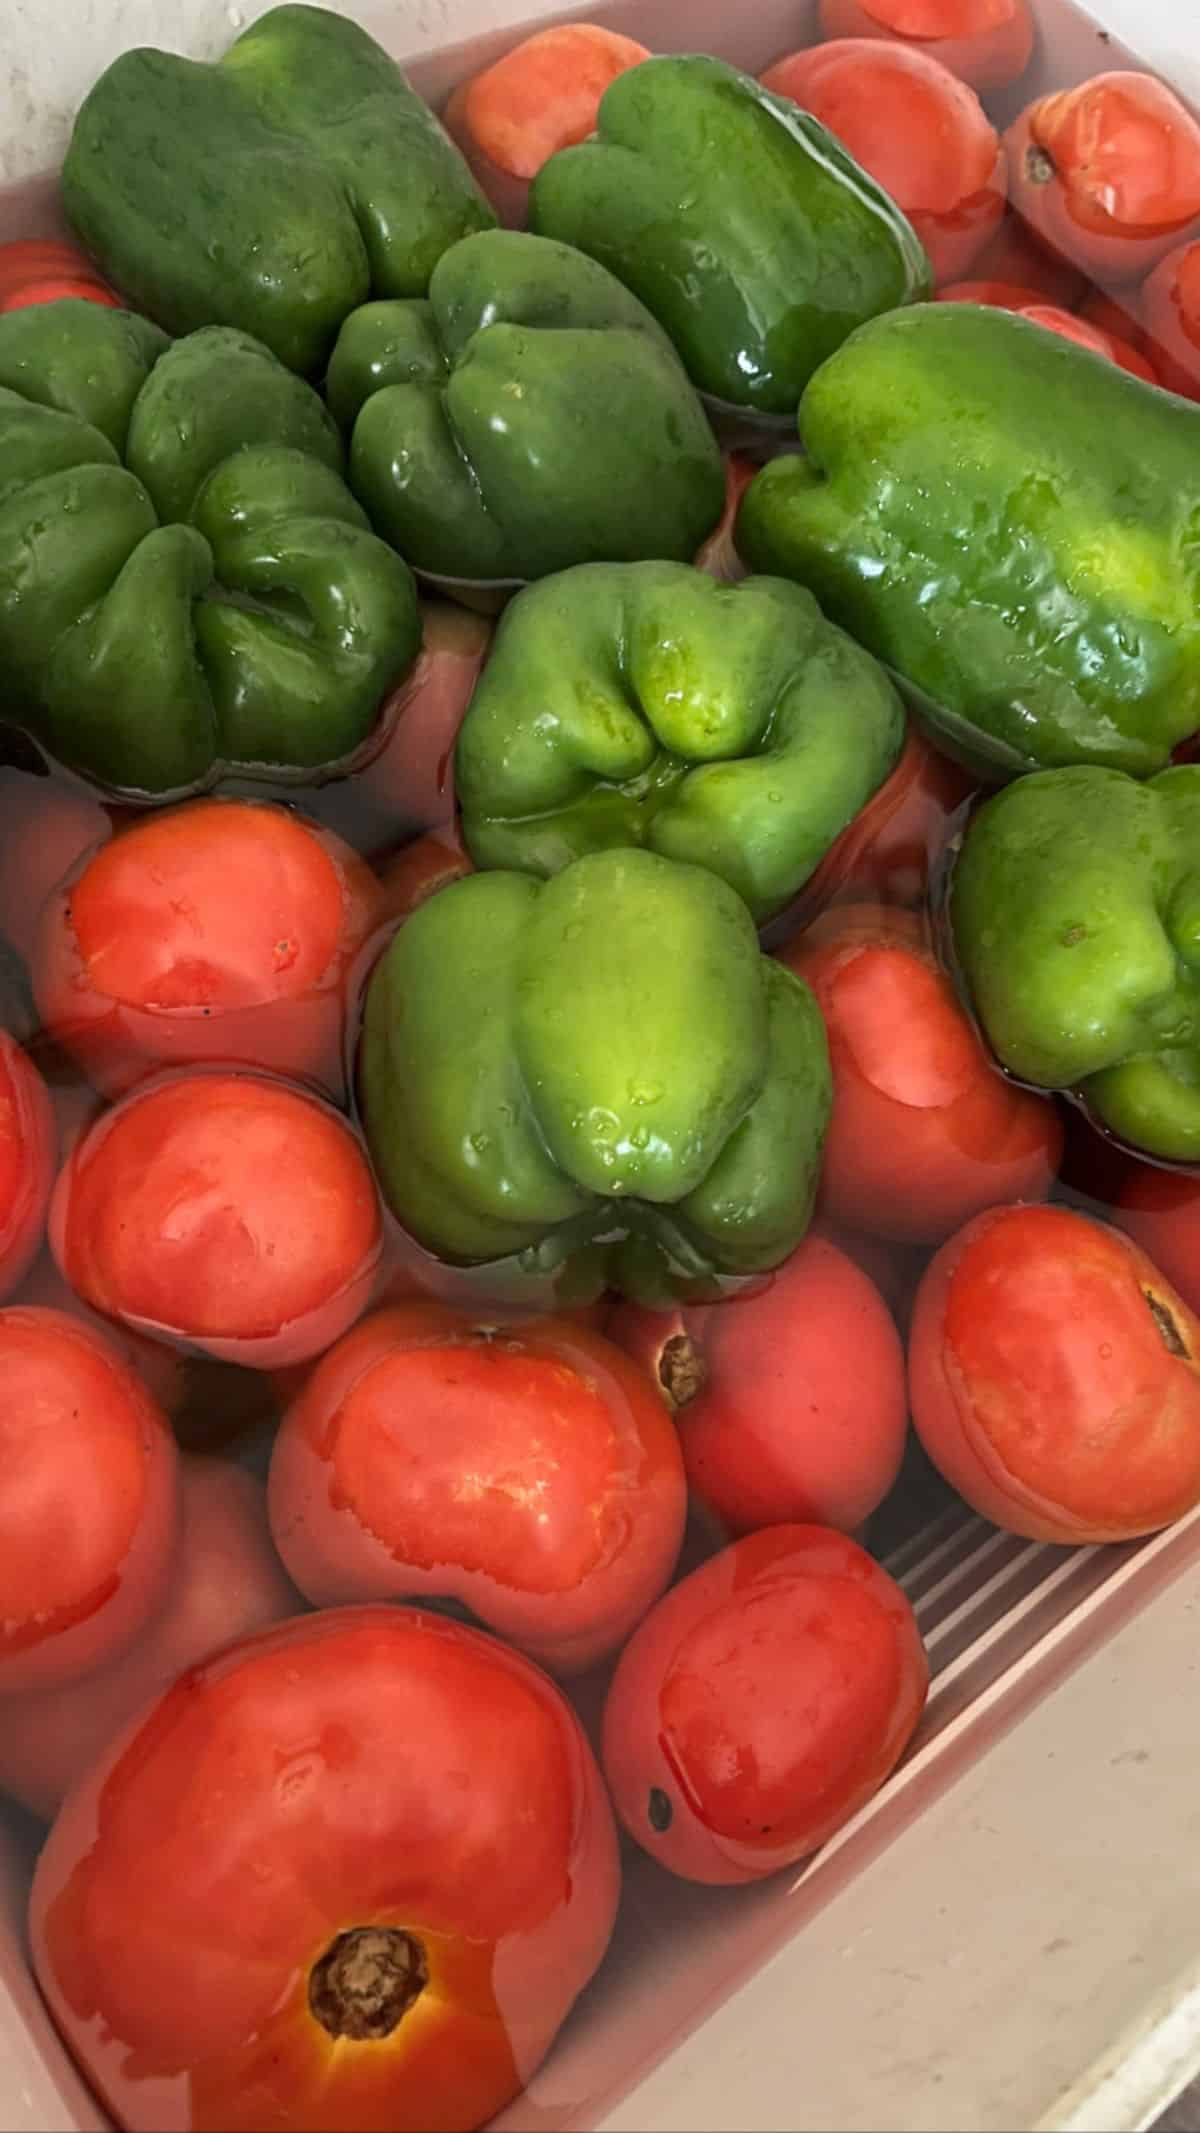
[51,1069,383,1368]
[694,454,756,584]
[609,1236,907,1537]
[969,209,1087,305]
[269,1303,684,1674]
[0,1032,55,1299]
[602,1525,928,1884]
[35,799,380,1101]
[376,823,474,927]
[444,25,650,224]
[1113,1167,1200,1318]
[816,0,1033,92]
[0,1306,178,1695]
[1007,74,1200,285]
[0,239,119,312]
[909,1204,1200,1542]
[763,42,1006,285]
[1142,238,1200,400]
[777,720,972,930]
[0,1456,297,1820]
[938,278,1053,307]
[780,904,1062,1242]
[1009,300,1157,379]
[31,1605,620,2133]
[0,766,111,965]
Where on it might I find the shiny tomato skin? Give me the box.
[1142,239,1200,400]
[1113,1167,1200,1317]
[268,1302,686,1674]
[0,1033,55,1300]
[30,1604,620,2133]
[0,1457,297,1820]
[817,0,1033,92]
[376,823,474,928]
[0,240,119,312]
[762,42,1006,285]
[909,1204,1200,1542]
[608,1236,907,1537]
[776,721,972,931]
[0,1306,179,1695]
[780,904,1062,1243]
[0,766,111,964]
[1006,75,1200,285]
[50,1069,383,1369]
[601,1525,928,1884]
[695,453,756,584]
[34,799,379,1102]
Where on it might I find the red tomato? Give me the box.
[813,1219,930,1335]
[16,1245,189,1416]
[1007,74,1200,286]
[0,240,119,313]
[1113,1167,1200,1317]
[51,1069,383,1369]
[34,799,379,1102]
[763,42,1006,285]
[0,1456,297,1821]
[1078,283,1148,349]
[937,276,1054,307]
[0,1306,178,1695]
[968,209,1087,305]
[1142,238,1200,400]
[31,1605,620,2133]
[909,1203,1200,1542]
[268,1302,685,1674]
[601,1525,928,1884]
[0,1032,54,1299]
[0,765,110,964]
[780,904,1062,1242]
[1014,300,1159,380]
[376,822,474,927]
[776,720,973,931]
[817,0,1033,92]
[609,1237,906,1538]
[694,453,756,584]
[443,26,650,224]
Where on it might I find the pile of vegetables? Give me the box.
[4,2,1200,2128]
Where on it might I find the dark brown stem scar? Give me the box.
[659,1334,708,1410]
[648,1787,673,1832]
[1144,1289,1190,1359]
[309,1927,428,2042]
[1025,145,1057,186]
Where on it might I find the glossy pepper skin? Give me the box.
[0,301,419,793]
[738,303,1200,778]
[358,849,832,1306]
[528,54,931,417]
[329,229,724,583]
[454,563,904,923]
[950,765,1200,1161]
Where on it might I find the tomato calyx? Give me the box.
[1145,1287,1191,1359]
[308,1926,428,2042]
[658,1332,708,1409]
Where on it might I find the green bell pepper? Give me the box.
[454,562,904,922]
[0,301,419,792]
[328,229,725,582]
[528,53,931,418]
[738,303,1200,777]
[358,848,832,1305]
[63,3,494,376]
[950,764,1200,1161]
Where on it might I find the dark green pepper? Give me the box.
[62,3,495,375]
[329,229,725,583]
[738,303,1200,777]
[454,562,904,922]
[950,765,1200,1163]
[0,301,419,792]
[358,848,832,1305]
[528,53,931,418]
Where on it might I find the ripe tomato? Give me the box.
[0,1306,178,1695]
[816,0,1033,93]
[1113,1167,1200,1317]
[775,720,972,931]
[0,240,119,313]
[695,453,756,584]
[0,1032,55,1300]
[51,1069,383,1369]
[909,1203,1200,1542]
[1014,301,1159,380]
[1006,74,1200,285]
[34,799,380,1103]
[0,765,110,964]
[0,1457,297,1821]
[780,905,1062,1242]
[443,25,650,224]
[969,209,1087,306]
[269,1302,685,1674]
[762,42,1006,286]
[1142,239,1200,400]
[937,277,1054,307]
[609,1236,907,1537]
[376,822,474,927]
[31,1605,620,2133]
[1078,284,1148,350]
[602,1525,928,1884]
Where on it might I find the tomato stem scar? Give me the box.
[658,1334,708,1410]
[1144,1288,1190,1359]
[309,1926,428,2041]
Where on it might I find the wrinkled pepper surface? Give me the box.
[0,299,419,792]
[358,848,832,1304]
[63,3,495,375]
[950,765,1200,1161]
[454,562,904,922]
[528,54,931,416]
[329,229,725,582]
[738,303,1200,776]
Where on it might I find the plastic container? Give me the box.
[3,4,1200,2132]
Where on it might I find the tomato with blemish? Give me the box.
[1007,73,1200,284]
